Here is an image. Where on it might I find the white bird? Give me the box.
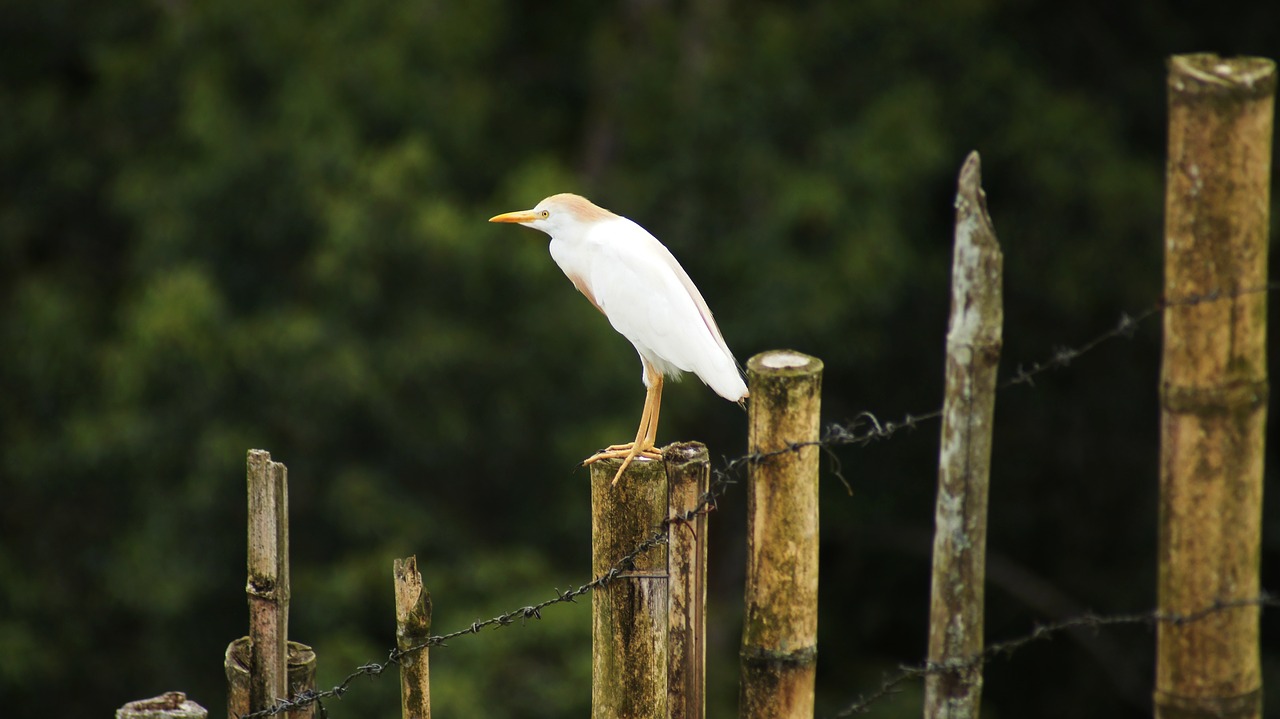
[490,193,748,484]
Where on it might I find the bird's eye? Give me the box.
[540,210,550,219]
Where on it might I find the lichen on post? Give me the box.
[925,150,1003,719]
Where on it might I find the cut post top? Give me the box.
[1168,54,1277,98]
[663,441,710,468]
[747,350,823,376]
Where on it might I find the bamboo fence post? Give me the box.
[924,151,1004,719]
[664,442,711,719]
[740,350,823,719]
[245,449,290,713]
[591,455,669,719]
[1156,53,1274,719]
[225,639,316,719]
[116,692,208,719]
[228,451,314,718]
[394,555,433,719]
[284,643,317,719]
[224,638,251,719]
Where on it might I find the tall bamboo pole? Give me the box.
[1157,53,1274,719]
[924,151,1003,719]
[246,449,289,713]
[228,451,313,719]
[740,350,823,719]
[591,455,668,719]
[665,442,710,719]
[394,556,432,719]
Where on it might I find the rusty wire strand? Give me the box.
[238,283,1280,719]
[1003,283,1278,389]
[240,462,739,719]
[829,593,1280,717]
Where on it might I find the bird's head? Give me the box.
[489,193,618,237]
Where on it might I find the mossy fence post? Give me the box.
[1156,53,1274,719]
[665,442,711,719]
[591,455,669,719]
[924,151,1003,719]
[739,350,823,719]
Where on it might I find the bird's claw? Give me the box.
[584,445,663,464]
[584,443,663,486]
[597,442,664,455]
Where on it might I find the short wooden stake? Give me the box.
[740,350,823,719]
[925,150,1004,719]
[116,692,208,719]
[285,643,317,719]
[246,449,289,712]
[1156,53,1274,719]
[225,638,316,719]
[665,442,710,719]
[394,555,433,719]
[591,455,668,719]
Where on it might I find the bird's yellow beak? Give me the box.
[488,209,539,224]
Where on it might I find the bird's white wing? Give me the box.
[585,218,747,401]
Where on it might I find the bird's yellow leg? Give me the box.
[584,381,663,461]
[642,374,662,448]
[585,373,664,485]
[600,374,665,452]
[606,374,665,484]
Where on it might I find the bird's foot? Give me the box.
[584,443,663,486]
[584,443,663,463]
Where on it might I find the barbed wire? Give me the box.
[1003,282,1278,389]
[239,282,1279,719]
[829,592,1280,717]
[242,451,745,718]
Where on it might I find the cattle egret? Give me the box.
[490,193,748,485]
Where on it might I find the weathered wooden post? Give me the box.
[225,450,316,719]
[117,692,208,719]
[924,151,1004,719]
[247,449,289,712]
[1156,53,1274,719]
[226,639,316,719]
[665,442,711,719]
[591,456,669,719]
[394,555,432,719]
[739,350,822,719]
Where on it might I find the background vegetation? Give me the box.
[2,1,1278,717]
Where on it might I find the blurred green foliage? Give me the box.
[2,0,1278,717]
